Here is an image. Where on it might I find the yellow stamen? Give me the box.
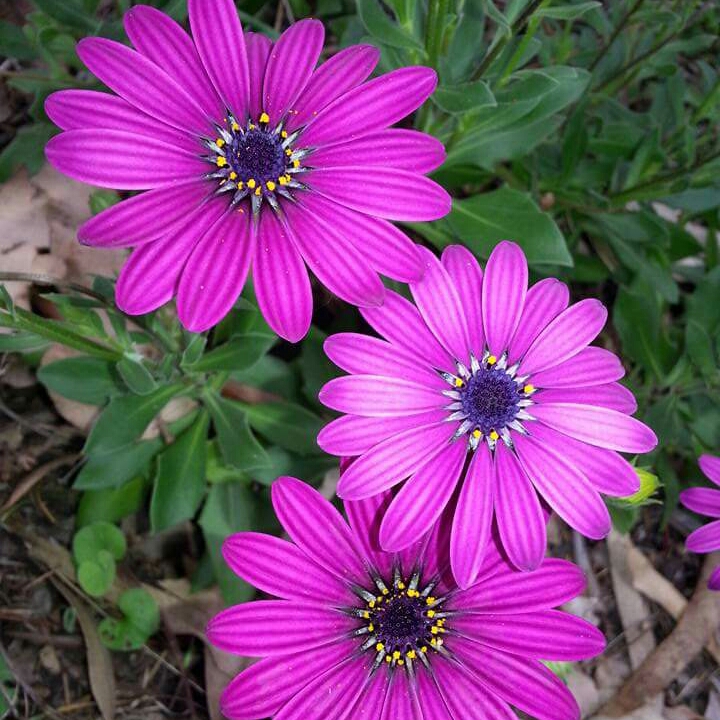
[248,123,256,130]
[472,429,482,439]
[392,651,401,661]
[524,383,535,394]
[279,175,289,186]
[398,582,405,590]
[254,187,262,196]
[246,178,256,189]
[266,180,276,192]
[286,149,293,156]
[385,655,392,663]
[293,159,300,168]
[259,112,270,123]
[454,378,464,388]
[407,650,417,660]
[376,642,384,652]
[426,597,435,605]
[427,609,436,618]
[368,624,374,632]
[216,156,227,167]
[490,430,499,441]
[487,355,497,365]
[231,122,240,131]
[215,138,225,147]
[229,171,237,180]
[281,130,288,138]
[421,646,428,653]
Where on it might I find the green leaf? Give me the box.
[432,80,496,113]
[33,0,99,30]
[189,332,276,372]
[89,190,120,215]
[72,521,126,564]
[117,355,158,395]
[98,588,160,651]
[297,326,340,408]
[38,357,123,405]
[356,0,424,50]
[445,187,572,266]
[205,392,271,471]
[0,330,48,353]
[77,476,147,527]
[535,2,600,20]
[77,551,116,597]
[0,20,36,60]
[181,334,207,366]
[0,123,57,182]
[74,438,162,490]
[616,468,661,506]
[244,401,324,456]
[150,411,209,532]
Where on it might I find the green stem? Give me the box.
[496,0,549,86]
[588,0,646,73]
[704,211,719,270]
[426,0,451,68]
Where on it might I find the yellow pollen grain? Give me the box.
[229,171,237,180]
[398,582,405,590]
[421,646,428,653]
[363,611,370,619]
[279,176,289,186]
[254,187,262,196]
[293,159,300,168]
[398,659,405,666]
[286,149,293,156]
[281,130,288,138]
[376,642,384,651]
[216,157,227,167]
[454,378,464,387]
[488,355,497,365]
[382,588,389,595]
[385,656,392,663]
[247,178,256,189]
[248,123,256,130]
[472,429,482,439]
[426,597,435,605]
[215,138,225,147]
[431,626,439,635]
[393,651,401,661]
[237,181,244,189]
[524,384,535,394]
[266,181,276,191]
[368,624,374,632]
[368,600,375,609]
[407,650,417,660]
[259,112,270,123]
[427,610,436,618]
[490,430,500,441]
[231,122,240,131]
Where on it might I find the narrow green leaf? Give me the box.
[38,357,123,405]
[244,401,324,456]
[535,2,600,20]
[77,476,147,527]
[357,0,424,51]
[117,355,158,395]
[74,439,162,490]
[432,80,496,113]
[190,332,276,372]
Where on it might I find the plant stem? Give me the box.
[588,0,646,73]
[426,0,451,68]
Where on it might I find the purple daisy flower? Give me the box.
[207,476,604,720]
[44,1,450,338]
[680,454,720,590]
[318,241,658,586]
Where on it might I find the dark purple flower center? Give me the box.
[459,366,522,435]
[228,128,287,184]
[374,594,428,649]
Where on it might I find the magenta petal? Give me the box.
[310,129,445,173]
[176,209,254,332]
[414,671,453,720]
[245,32,272,119]
[345,491,393,575]
[76,37,210,135]
[452,638,581,720]
[284,199,385,306]
[380,673,422,720]
[530,346,624,388]
[45,90,197,152]
[46,129,205,190]
[324,333,442,386]
[686,519,720,553]
[532,402,658,454]
[254,210,312,342]
[221,642,353,720]
[123,5,224,121]
[508,278,569,363]
[207,600,353,656]
[222,532,352,606]
[700,454,720,486]
[319,375,441,417]
[189,0,250,120]
[361,290,454,371]
[709,565,720,591]
[379,441,466,551]
[449,558,586,614]
[286,45,379,133]
[115,198,225,314]
[336,422,456,500]
[410,247,471,361]
[262,19,324,123]
[317,411,447,456]
[451,445,494,589]
[514,433,611,540]
[348,671,391,719]
[441,245,485,356]
[433,662,515,720]
[78,181,208,247]
[681,487,720,518]
[300,66,436,147]
[519,299,607,376]
[537,383,637,414]
[306,167,451,221]
[482,241,528,357]
[271,476,367,582]
[493,442,546,571]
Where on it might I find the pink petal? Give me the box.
[686,519,720,553]
[532,402,658,454]
[361,290,454,370]
[262,19,324,124]
[336,422,456,500]
[317,411,447,456]
[115,198,225,314]
[441,245,485,356]
[380,673,422,720]
[451,444,494,588]
[271,476,367,582]
[482,241,528,357]
[76,37,210,135]
[344,491,393,576]
[700,455,720,486]
[507,278,569,363]
[188,0,250,120]
[221,642,353,720]
[319,375,441,417]
[530,347,625,388]
[246,32,272,119]
[78,180,208,248]
[493,441,546,571]
[306,167,451,222]
[519,299,608,376]
[514,433,611,539]
[708,565,720,591]
[681,487,720,518]
[537,382,637,414]
[286,45,380,133]
[348,670,391,718]
[222,532,353,606]
[176,208,255,332]
[379,441,466,551]
[44,89,197,152]
[207,600,354,656]
[45,129,205,189]
[310,129,445,173]
[123,4,224,121]
[284,199,385,306]
[410,247,471,362]
[414,671,453,720]
[253,210,312,342]
[448,558,586,613]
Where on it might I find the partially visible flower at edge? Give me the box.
[680,454,720,590]
[44,0,450,338]
[206,476,605,720]
[318,241,658,587]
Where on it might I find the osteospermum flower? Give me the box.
[207,476,604,720]
[44,1,450,338]
[680,454,720,590]
[318,242,658,586]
